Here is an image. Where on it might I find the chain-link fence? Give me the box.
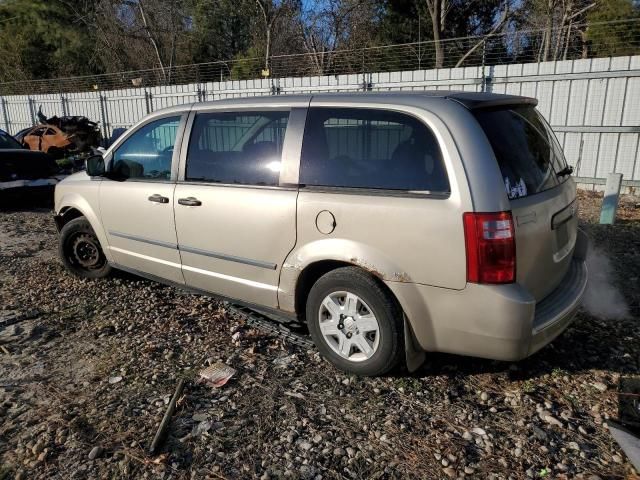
[1,20,639,190]
[0,19,639,95]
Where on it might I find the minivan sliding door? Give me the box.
[174,109,300,308]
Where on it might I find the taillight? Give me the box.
[463,211,516,284]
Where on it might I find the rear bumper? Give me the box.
[387,255,588,362]
[529,258,587,356]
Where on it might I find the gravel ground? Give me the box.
[0,190,639,480]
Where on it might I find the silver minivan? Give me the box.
[54,92,588,376]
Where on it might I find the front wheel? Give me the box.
[306,267,403,376]
[59,217,111,279]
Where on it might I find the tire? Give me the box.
[59,217,111,279]
[306,267,403,376]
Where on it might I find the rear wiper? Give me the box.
[556,165,574,177]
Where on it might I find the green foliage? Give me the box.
[189,0,257,64]
[0,0,97,81]
[587,0,640,57]
[229,46,264,80]
[375,0,430,45]
[1,0,640,84]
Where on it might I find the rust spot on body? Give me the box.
[392,272,411,282]
[349,257,386,280]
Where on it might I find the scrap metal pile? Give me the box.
[17,107,102,159]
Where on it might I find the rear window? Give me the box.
[300,108,449,193]
[473,107,568,199]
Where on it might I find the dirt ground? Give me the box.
[0,190,639,480]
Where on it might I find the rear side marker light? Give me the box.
[463,211,516,284]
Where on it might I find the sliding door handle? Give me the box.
[148,194,169,204]
[178,197,202,207]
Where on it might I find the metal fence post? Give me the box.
[27,96,36,126]
[0,97,10,133]
[144,89,152,114]
[271,78,281,95]
[98,92,109,146]
[60,93,68,117]
[600,173,623,224]
[481,41,487,92]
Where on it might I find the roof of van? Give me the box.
[150,91,538,117]
[440,91,537,110]
[220,91,534,106]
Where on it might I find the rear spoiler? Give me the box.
[446,93,538,111]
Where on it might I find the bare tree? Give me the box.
[425,0,451,68]
[455,4,512,67]
[253,0,294,72]
[69,0,191,77]
[298,0,378,75]
[533,0,596,62]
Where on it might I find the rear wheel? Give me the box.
[306,267,403,376]
[59,217,111,279]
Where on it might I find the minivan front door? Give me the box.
[99,114,186,284]
[174,110,297,308]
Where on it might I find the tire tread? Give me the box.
[306,266,403,376]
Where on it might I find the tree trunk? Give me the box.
[265,24,271,71]
[537,30,546,63]
[580,28,589,59]
[138,0,166,80]
[455,6,511,68]
[426,0,444,68]
[542,0,553,62]
[563,20,573,60]
[553,1,571,61]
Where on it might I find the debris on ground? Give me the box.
[0,190,638,479]
[199,362,236,388]
[149,378,186,455]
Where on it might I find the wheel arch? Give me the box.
[279,238,413,314]
[278,239,427,372]
[54,206,84,231]
[55,193,112,263]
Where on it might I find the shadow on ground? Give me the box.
[0,187,55,211]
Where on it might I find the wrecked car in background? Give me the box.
[20,108,102,158]
[21,124,73,158]
[0,128,62,202]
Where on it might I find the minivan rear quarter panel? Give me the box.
[279,98,477,313]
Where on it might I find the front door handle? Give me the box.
[178,197,202,207]
[148,194,169,204]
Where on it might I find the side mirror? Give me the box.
[86,155,105,177]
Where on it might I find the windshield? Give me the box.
[0,130,22,149]
[473,107,569,199]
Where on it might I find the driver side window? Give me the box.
[112,116,181,181]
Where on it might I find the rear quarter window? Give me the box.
[473,107,569,199]
[300,107,449,193]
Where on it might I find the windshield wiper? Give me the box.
[556,165,574,177]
